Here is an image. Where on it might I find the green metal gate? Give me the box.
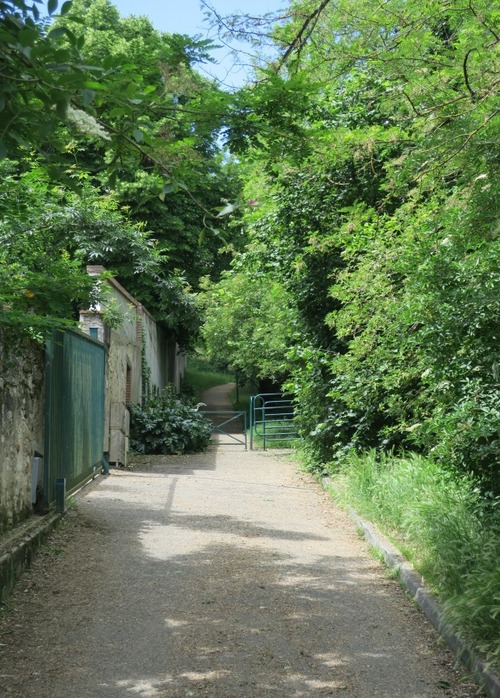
[43,329,105,509]
[249,393,298,450]
[201,410,248,448]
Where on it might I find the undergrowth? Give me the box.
[325,451,500,667]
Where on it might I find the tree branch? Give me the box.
[419,107,500,177]
[276,0,333,71]
[468,0,500,44]
[463,48,477,98]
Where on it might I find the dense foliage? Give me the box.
[202,0,500,490]
[0,0,242,347]
[2,0,499,668]
[128,387,212,455]
[200,2,500,661]
[328,450,500,664]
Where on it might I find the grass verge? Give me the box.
[249,420,301,449]
[325,450,500,668]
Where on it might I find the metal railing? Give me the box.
[249,393,299,450]
[201,410,247,449]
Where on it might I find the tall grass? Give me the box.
[327,451,500,666]
[250,419,301,450]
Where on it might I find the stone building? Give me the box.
[79,266,186,466]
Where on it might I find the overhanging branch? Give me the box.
[276,0,333,71]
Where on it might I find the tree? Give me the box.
[200,266,299,384]
[0,0,245,347]
[200,0,500,483]
[56,0,245,288]
[0,161,153,328]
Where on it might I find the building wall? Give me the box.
[141,308,169,393]
[141,308,186,394]
[81,280,142,466]
[0,271,186,526]
[0,336,45,532]
[168,342,187,392]
[106,292,142,407]
[80,269,186,465]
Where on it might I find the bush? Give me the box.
[129,387,212,455]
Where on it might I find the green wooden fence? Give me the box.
[43,329,105,509]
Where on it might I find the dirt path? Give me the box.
[201,382,236,412]
[0,404,482,696]
[200,382,243,435]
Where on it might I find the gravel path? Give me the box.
[0,386,482,697]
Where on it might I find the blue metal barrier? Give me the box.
[201,410,248,449]
[249,393,298,450]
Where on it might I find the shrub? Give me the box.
[129,387,212,455]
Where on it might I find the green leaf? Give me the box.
[47,27,67,40]
[108,106,128,118]
[76,65,104,73]
[132,128,144,143]
[216,202,235,218]
[60,1,73,15]
[65,13,85,25]
[17,28,38,47]
[83,80,106,91]
[63,28,77,47]
[45,62,71,72]
[47,0,58,16]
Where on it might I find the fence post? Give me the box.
[249,395,254,450]
[55,478,66,513]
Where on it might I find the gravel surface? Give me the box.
[0,386,484,697]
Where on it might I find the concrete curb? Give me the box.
[0,512,64,604]
[0,473,107,605]
[321,477,500,698]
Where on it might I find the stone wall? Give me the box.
[140,307,186,393]
[0,336,45,532]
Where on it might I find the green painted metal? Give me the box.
[43,329,105,509]
[201,410,247,449]
[249,393,298,450]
